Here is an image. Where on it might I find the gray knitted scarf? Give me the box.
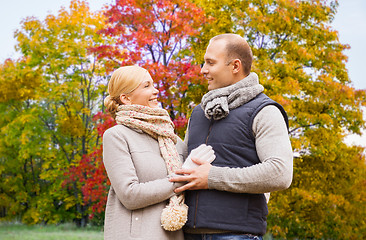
[201,72,264,120]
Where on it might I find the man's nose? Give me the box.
[201,64,208,74]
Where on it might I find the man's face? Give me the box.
[201,39,236,91]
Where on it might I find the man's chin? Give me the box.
[207,84,215,91]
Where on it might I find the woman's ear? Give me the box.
[120,94,131,105]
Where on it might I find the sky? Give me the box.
[0,0,365,147]
[0,0,365,89]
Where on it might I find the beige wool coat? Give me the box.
[103,124,187,240]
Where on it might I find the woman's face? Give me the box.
[126,72,159,108]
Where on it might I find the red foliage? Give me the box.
[93,111,116,138]
[92,0,207,119]
[148,61,204,110]
[173,116,188,129]
[64,112,115,218]
[97,0,205,64]
[173,115,188,137]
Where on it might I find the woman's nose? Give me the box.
[153,87,159,94]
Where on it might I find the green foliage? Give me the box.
[0,0,111,226]
[0,59,43,102]
[190,0,241,63]
[268,130,366,239]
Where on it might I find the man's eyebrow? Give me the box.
[204,57,215,62]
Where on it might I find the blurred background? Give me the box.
[0,0,365,239]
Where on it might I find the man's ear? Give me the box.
[232,59,242,74]
[120,94,131,105]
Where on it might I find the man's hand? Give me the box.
[170,157,212,193]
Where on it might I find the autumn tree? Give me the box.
[191,0,366,238]
[64,112,115,225]
[0,59,51,223]
[93,0,207,135]
[0,0,112,226]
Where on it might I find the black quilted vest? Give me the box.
[185,93,288,235]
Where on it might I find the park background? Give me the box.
[0,0,365,239]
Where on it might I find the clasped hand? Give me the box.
[169,144,215,193]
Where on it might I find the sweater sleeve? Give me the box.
[103,127,182,210]
[207,105,293,193]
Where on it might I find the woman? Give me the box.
[103,65,187,240]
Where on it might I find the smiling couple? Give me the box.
[102,33,293,240]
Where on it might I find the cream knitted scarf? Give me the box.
[201,72,264,120]
[115,104,187,231]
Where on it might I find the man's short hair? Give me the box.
[210,34,253,75]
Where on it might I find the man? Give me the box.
[170,33,293,240]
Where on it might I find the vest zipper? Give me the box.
[193,192,199,228]
[205,119,214,144]
[194,119,214,228]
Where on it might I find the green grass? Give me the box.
[0,223,103,240]
[0,222,276,240]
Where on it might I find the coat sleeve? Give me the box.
[207,105,293,193]
[103,127,183,210]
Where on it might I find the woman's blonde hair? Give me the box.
[104,65,148,117]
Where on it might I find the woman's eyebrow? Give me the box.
[141,80,153,85]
